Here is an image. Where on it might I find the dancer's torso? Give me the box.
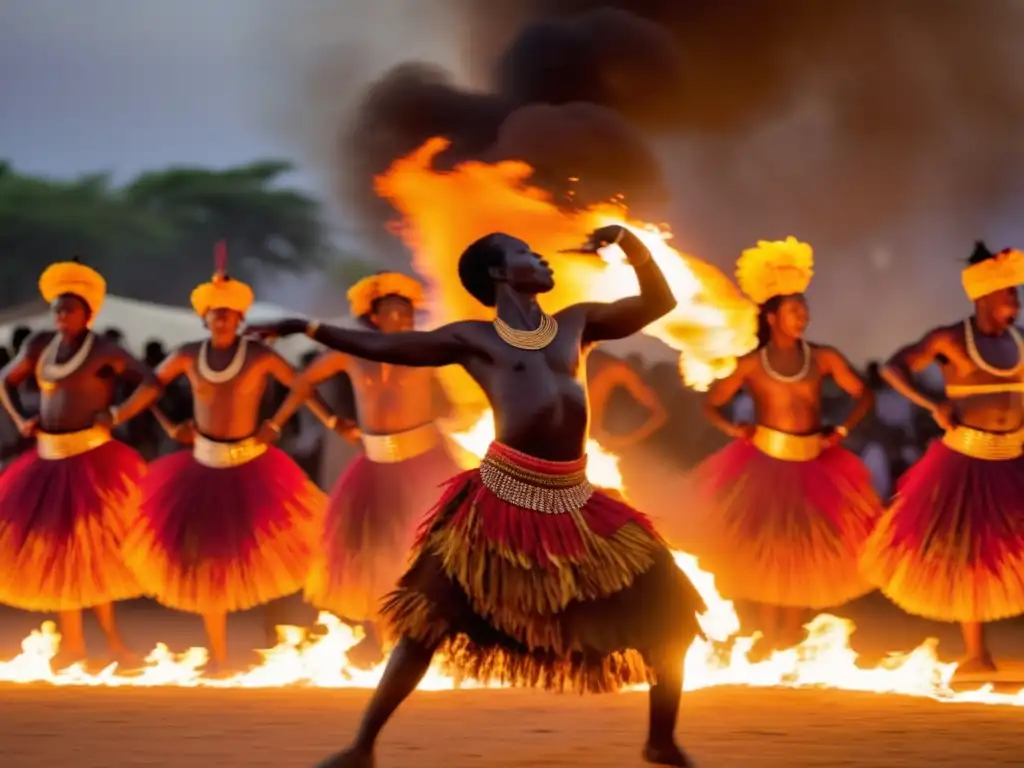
[454,309,592,462]
[348,359,440,435]
[936,321,1024,433]
[181,338,275,441]
[743,343,824,436]
[34,331,120,434]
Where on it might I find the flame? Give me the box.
[374,138,758,414]
[2,143,1020,706]
[1,412,1021,706]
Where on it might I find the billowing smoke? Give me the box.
[287,0,1024,360]
[343,7,680,226]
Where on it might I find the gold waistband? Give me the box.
[479,450,593,515]
[942,426,1024,460]
[36,427,111,460]
[361,422,440,464]
[946,383,1024,397]
[752,426,822,462]
[193,435,268,468]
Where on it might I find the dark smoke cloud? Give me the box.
[328,0,1024,361]
[343,7,681,224]
[453,0,1024,244]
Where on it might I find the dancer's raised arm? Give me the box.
[572,226,677,344]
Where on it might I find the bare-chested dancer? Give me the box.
[588,349,667,452]
[862,241,1024,673]
[678,238,881,655]
[111,246,341,669]
[0,259,150,665]
[251,225,706,767]
[270,272,462,666]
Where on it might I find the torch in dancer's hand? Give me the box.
[558,224,633,258]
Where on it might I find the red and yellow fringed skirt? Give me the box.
[124,434,326,614]
[861,426,1024,623]
[0,428,145,611]
[381,442,706,693]
[673,427,882,610]
[305,422,464,622]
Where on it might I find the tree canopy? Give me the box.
[0,160,333,307]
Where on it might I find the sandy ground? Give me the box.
[2,595,1023,767]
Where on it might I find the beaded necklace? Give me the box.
[760,340,811,383]
[963,318,1024,378]
[493,313,558,350]
[197,337,248,384]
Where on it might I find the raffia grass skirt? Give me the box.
[382,442,706,693]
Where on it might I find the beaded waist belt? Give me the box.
[942,426,1024,461]
[37,427,111,460]
[752,426,822,462]
[479,447,593,515]
[193,434,268,469]
[361,422,440,464]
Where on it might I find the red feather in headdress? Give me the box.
[214,240,228,277]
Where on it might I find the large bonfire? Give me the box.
[1,139,1022,707]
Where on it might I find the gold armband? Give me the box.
[305,320,321,338]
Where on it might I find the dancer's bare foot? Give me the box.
[955,654,998,676]
[314,746,374,767]
[108,648,142,671]
[49,649,88,673]
[204,660,248,680]
[643,741,696,766]
[747,634,777,663]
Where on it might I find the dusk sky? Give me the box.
[1,0,461,188]
[0,0,463,311]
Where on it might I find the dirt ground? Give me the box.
[2,594,1023,767]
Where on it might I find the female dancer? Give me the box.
[682,237,880,653]
[0,259,151,664]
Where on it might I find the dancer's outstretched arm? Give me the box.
[248,320,474,368]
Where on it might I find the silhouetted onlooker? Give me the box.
[11,326,31,355]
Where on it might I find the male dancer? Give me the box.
[0,258,150,664]
[270,272,461,666]
[681,237,880,654]
[110,247,341,669]
[251,225,707,768]
[862,241,1024,672]
[587,349,667,452]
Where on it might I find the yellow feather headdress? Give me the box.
[189,241,255,317]
[735,236,814,306]
[961,245,1024,301]
[38,259,107,323]
[347,272,424,317]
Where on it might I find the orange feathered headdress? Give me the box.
[347,272,424,317]
[38,258,107,323]
[189,241,255,317]
[735,236,814,305]
[961,243,1024,300]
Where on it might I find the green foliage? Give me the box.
[0,160,330,306]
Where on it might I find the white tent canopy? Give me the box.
[0,296,356,363]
